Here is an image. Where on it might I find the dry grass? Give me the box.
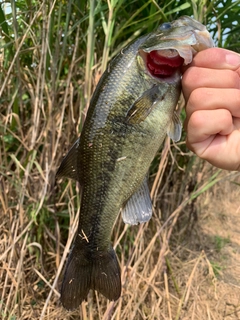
[1,140,240,320]
[1,1,240,319]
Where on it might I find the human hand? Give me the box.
[182,48,240,171]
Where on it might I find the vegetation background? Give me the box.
[1,0,240,319]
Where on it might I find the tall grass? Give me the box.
[0,0,240,319]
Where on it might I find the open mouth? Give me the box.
[143,49,184,78]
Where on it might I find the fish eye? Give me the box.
[158,22,171,31]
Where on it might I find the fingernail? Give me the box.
[226,52,240,66]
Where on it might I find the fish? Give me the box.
[56,16,214,310]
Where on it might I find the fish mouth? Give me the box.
[140,49,184,78]
[138,16,214,79]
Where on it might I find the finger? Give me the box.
[189,48,240,71]
[182,68,240,100]
[186,131,240,171]
[185,109,240,170]
[186,109,234,147]
[185,88,240,122]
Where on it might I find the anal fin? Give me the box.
[121,176,152,225]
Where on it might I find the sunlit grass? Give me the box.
[1,0,240,319]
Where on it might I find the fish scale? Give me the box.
[56,15,214,310]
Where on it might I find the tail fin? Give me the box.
[60,244,121,310]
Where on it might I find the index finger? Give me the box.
[189,48,240,71]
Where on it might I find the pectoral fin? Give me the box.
[121,176,152,225]
[56,139,80,181]
[126,85,162,124]
[167,111,182,142]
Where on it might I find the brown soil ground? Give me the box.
[173,179,240,319]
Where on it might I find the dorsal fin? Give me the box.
[56,139,80,181]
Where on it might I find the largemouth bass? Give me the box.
[57,16,214,309]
